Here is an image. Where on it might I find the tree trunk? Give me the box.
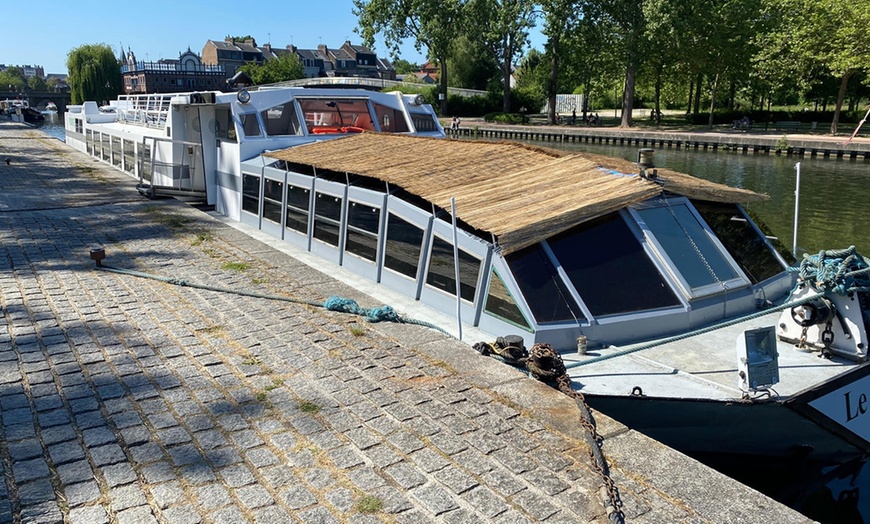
[621,63,636,127]
[831,70,853,135]
[686,77,694,115]
[654,61,662,124]
[502,61,512,113]
[439,58,448,116]
[707,73,719,129]
[727,80,735,111]
[693,73,703,114]
[547,33,561,125]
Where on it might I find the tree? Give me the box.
[540,0,583,124]
[28,76,47,91]
[596,0,647,127]
[447,34,500,90]
[354,0,464,115]
[0,70,26,92]
[239,53,304,85]
[392,58,419,74]
[67,44,121,104]
[465,0,537,113]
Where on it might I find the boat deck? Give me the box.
[563,310,858,401]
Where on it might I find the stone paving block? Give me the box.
[141,461,177,484]
[116,506,158,524]
[13,457,51,484]
[411,484,459,516]
[296,506,340,524]
[384,462,427,490]
[82,426,117,447]
[252,506,294,524]
[434,465,479,494]
[67,504,110,524]
[119,426,151,447]
[8,438,43,462]
[100,463,138,488]
[278,485,317,510]
[18,478,57,505]
[218,463,257,488]
[196,484,231,511]
[64,480,102,507]
[128,442,164,464]
[161,505,202,523]
[245,447,279,468]
[18,501,63,524]
[150,481,184,509]
[482,468,527,498]
[236,484,275,510]
[180,464,218,485]
[109,485,148,512]
[207,447,243,468]
[57,459,96,485]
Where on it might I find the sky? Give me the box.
[4,0,545,75]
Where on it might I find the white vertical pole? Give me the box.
[451,197,463,341]
[793,162,801,257]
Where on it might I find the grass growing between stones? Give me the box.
[298,400,321,414]
[221,261,248,272]
[355,495,383,513]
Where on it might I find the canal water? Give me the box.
[37,118,870,521]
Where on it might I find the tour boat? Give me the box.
[64,87,870,488]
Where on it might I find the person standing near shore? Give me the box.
[451,116,461,136]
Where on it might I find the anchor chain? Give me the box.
[475,340,625,524]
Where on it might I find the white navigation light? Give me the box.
[737,326,780,393]
[237,89,251,104]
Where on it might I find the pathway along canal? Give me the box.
[508,136,870,523]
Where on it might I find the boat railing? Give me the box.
[114,94,174,128]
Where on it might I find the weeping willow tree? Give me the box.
[67,44,122,104]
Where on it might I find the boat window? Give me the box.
[636,203,741,291]
[313,192,342,247]
[86,130,94,155]
[242,174,260,215]
[548,213,681,316]
[298,98,376,134]
[371,102,410,133]
[263,179,283,224]
[285,184,310,234]
[261,104,302,136]
[425,236,480,303]
[410,113,438,133]
[123,140,135,174]
[215,107,236,140]
[101,133,110,161]
[239,113,261,137]
[142,143,152,182]
[694,201,789,284]
[384,213,424,279]
[484,269,532,331]
[111,136,122,167]
[345,202,380,262]
[505,244,585,323]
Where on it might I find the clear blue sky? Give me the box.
[3,0,544,75]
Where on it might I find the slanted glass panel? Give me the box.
[86,130,94,155]
[101,133,110,161]
[263,179,283,224]
[242,174,260,215]
[384,213,423,279]
[549,214,680,316]
[346,202,380,262]
[313,192,342,246]
[506,244,585,323]
[637,204,739,289]
[123,140,135,173]
[410,113,438,132]
[695,201,788,284]
[216,107,236,140]
[142,143,152,182]
[484,269,532,330]
[371,102,410,133]
[261,104,302,136]
[111,136,121,167]
[426,236,480,302]
[285,184,310,234]
[298,98,376,133]
[240,113,261,137]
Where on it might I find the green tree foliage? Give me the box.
[28,76,47,91]
[392,58,420,74]
[0,69,26,91]
[354,0,464,115]
[465,0,537,113]
[539,0,585,124]
[239,53,304,85]
[447,34,500,91]
[67,44,122,104]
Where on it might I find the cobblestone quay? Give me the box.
[0,122,811,523]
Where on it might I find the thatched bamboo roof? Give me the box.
[264,133,766,254]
